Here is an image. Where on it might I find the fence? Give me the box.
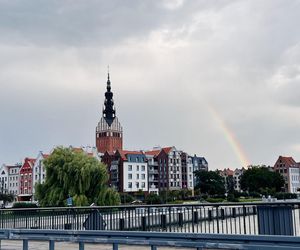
[1,229,300,250]
[1,201,300,235]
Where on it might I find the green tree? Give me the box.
[194,170,225,195]
[145,193,162,204]
[240,166,284,193]
[35,147,120,207]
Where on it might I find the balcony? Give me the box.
[148,169,158,174]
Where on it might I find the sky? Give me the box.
[1,0,300,169]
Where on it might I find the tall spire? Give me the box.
[103,70,116,126]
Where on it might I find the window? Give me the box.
[128,165,132,171]
[141,165,145,171]
[136,182,139,188]
[142,182,145,188]
[142,174,145,180]
[136,165,139,171]
[128,182,132,188]
[128,174,132,180]
[136,174,139,179]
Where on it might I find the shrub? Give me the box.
[227,194,239,202]
[274,193,297,200]
[206,198,224,203]
[12,202,38,209]
[145,194,162,204]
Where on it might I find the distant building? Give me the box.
[145,151,159,194]
[18,158,36,201]
[96,73,123,154]
[0,164,8,194]
[273,156,299,193]
[189,155,208,187]
[219,168,234,192]
[288,167,300,193]
[233,168,245,192]
[156,147,182,191]
[7,163,22,196]
[104,150,148,194]
[32,152,49,196]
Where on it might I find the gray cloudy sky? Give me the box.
[1,0,300,169]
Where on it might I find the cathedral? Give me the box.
[95,73,123,154]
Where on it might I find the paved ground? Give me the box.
[0,241,191,250]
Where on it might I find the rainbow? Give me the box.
[208,105,250,168]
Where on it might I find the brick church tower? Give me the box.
[96,73,123,153]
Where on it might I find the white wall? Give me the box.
[123,162,148,192]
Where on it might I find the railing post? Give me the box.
[161,214,167,230]
[243,206,247,234]
[79,242,84,250]
[23,239,28,250]
[216,206,220,234]
[141,216,147,231]
[119,218,125,231]
[49,240,55,250]
[113,243,118,250]
[178,213,183,227]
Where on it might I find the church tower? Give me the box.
[96,73,123,154]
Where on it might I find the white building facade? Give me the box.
[288,167,300,193]
[123,152,148,193]
[32,152,48,196]
[7,164,21,196]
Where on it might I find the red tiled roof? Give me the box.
[122,150,144,155]
[117,150,144,161]
[162,147,173,154]
[145,150,161,156]
[26,158,36,165]
[278,156,297,167]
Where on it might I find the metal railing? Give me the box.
[1,229,300,250]
[1,201,300,235]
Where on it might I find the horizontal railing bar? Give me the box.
[2,229,300,246]
[2,200,300,212]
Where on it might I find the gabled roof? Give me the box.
[145,147,174,156]
[276,156,297,167]
[162,147,173,154]
[117,150,145,161]
[27,158,36,165]
[145,150,161,156]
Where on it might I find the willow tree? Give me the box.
[35,147,120,207]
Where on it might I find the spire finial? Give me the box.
[107,65,110,80]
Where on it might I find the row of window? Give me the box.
[35,174,45,180]
[128,165,146,171]
[127,157,146,163]
[34,167,45,172]
[128,182,146,189]
[10,169,18,174]
[170,182,180,187]
[128,174,145,180]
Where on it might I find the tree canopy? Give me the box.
[240,166,284,193]
[35,147,120,207]
[194,170,225,195]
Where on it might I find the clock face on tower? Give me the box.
[96,73,123,154]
